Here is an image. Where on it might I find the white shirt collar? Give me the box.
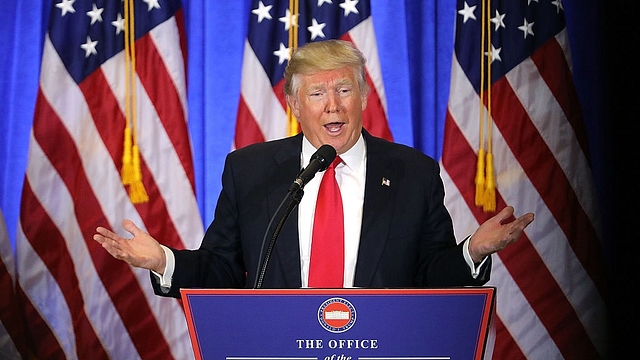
[301,133,366,172]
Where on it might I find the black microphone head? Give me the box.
[292,144,338,191]
[313,144,337,172]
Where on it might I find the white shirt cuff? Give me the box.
[463,237,488,278]
[151,245,175,289]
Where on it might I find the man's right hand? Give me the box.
[93,219,166,274]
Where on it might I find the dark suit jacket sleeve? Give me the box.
[416,159,491,287]
[353,132,491,288]
[151,136,304,297]
[150,153,248,298]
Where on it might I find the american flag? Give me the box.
[0,208,28,359]
[234,0,392,149]
[12,0,202,358]
[441,0,607,359]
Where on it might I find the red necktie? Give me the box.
[308,156,344,288]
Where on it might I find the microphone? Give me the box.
[254,144,336,288]
[290,144,336,191]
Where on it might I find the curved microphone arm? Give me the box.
[252,144,335,289]
[253,187,304,289]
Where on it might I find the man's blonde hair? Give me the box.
[283,39,370,97]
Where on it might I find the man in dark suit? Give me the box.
[93,39,534,297]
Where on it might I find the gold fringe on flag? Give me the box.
[475,0,496,212]
[121,0,148,203]
[286,0,300,136]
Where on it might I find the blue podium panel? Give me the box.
[181,288,495,360]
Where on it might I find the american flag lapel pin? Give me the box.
[381,177,391,187]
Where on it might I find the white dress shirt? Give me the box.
[298,135,366,287]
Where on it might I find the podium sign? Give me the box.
[181,288,495,360]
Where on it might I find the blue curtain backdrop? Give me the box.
[2,0,631,355]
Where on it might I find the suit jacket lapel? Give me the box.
[354,132,400,287]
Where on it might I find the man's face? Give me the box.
[287,66,367,155]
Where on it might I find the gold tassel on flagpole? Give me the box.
[129,144,148,203]
[286,0,300,136]
[474,0,488,208]
[483,0,496,212]
[122,0,148,204]
[474,148,486,206]
[483,152,496,212]
[121,127,135,184]
[121,0,135,185]
[474,0,497,212]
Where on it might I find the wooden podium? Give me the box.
[181,287,495,360]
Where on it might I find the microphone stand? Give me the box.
[253,186,304,289]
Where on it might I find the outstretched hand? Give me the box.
[93,219,166,274]
[468,206,535,263]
